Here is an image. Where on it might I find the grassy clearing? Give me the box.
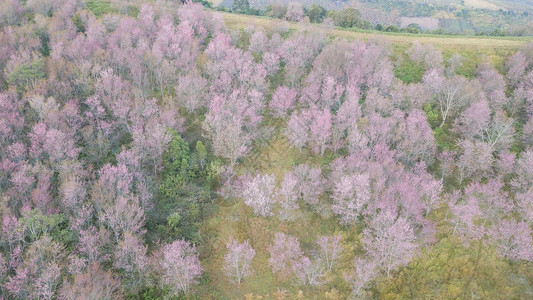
[196,130,358,298]
[195,12,533,298]
[86,0,116,17]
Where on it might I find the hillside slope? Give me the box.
[220,12,533,50]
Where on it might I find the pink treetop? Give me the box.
[249,30,268,54]
[286,109,312,151]
[424,70,471,127]
[316,235,342,271]
[0,253,6,280]
[449,191,485,243]
[279,34,324,86]
[205,34,266,95]
[28,122,47,159]
[59,164,87,213]
[130,112,173,176]
[397,109,436,166]
[489,220,533,262]
[262,52,280,76]
[506,51,527,86]
[223,237,256,284]
[270,86,297,117]
[465,178,512,223]
[43,128,81,164]
[476,63,507,110]
[31,166,52,212]
[59,262,122,300]
[407,41,443,70]
[481,111,515,152]
[242,173,277,217]
[345,40,394,94]
[0,92,24,145]
[114,232,149,288]
[96,68,131,123]
[347,126,371,158]
[178,1,224,40]
[363,210,417,277]
[161,239,202,296]
[78,226,111,264]
[309,106,332,155]
[512,150,533,193]
[175,70,207,112]
[334,91,362,138]
[456,140,493,184]
[268,232,304,278]
[285,2,304,22]
[344,257,377,297]
[516,189,533,225]
[6,236,63,299]
[95,163,134,207]
[99,194,146,242]
[422,68,446,93]
[286,106,332,155]
[278,172,299,220]
[301,73,344,109]
[331,173,371,225]
[496,150,515,175]
[292,164,325,206]
[453,99,491,140]
[291,255,325,286]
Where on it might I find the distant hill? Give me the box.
[464,0,533,12]
[217,0,348,10]
[212,0,533,34]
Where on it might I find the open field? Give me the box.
[465,0,533,11]
[220,11,533,51]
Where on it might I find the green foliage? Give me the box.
[124,5,139,17]
[36,28,50,57]
[394,57,425,84]
[86,0,116,17]
[160,130,194,189]
[147,130,213,244]
[194,141,207,168]
[423,103,440,128]
[306,5,327,23]
[18,210,73,246]
[232,0,250,14]
[72,13,86,33]
[126,286,171,300]
[7,58,46,93]
[405,23,422,34]
[328,8,370,29]
[434,127,456,151]
[423,103,457,151]
[384,25,401,32]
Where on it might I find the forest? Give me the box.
[1,0,533,299]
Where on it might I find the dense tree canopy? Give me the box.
[0,0,532,299]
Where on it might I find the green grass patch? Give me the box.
[395,56,426,84]
[86,0,116,17]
